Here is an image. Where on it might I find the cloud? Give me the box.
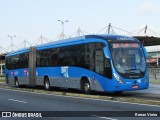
[139,1,159,13]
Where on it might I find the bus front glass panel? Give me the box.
[110,42,146,79]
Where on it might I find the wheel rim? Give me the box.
[84,82,90,92]
[45,80,50,89]
[15,80,19,87]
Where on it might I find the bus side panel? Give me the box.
[35,66,106,91]
[68,67,106,91]
[36,67,64,87]
[18,68,30,85]
[7,70,15,85]
[6,68,30,85]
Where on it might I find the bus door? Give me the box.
[94,49,105,90]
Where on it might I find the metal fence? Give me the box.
[149,68,160,80]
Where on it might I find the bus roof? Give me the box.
[36,34,139,50]
[6,34,139,56]
[6,47,29,57]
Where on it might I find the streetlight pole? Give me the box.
[8,35,16,51]
[58,20,68,39]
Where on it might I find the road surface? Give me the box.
[0,88,159,120]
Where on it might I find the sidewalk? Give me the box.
[147,83,160,95]
[149,83,160,88]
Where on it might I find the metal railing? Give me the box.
[149,68,160,80]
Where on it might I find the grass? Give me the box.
[0,76,5,83]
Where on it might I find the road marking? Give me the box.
[8,99,27,104]
[1,88,160,108]
[92,115,118,120]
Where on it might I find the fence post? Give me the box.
[154,69,157,80]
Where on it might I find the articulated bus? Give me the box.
[5,34,149,93]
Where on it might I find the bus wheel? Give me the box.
[82,79,91,94]
[44,77,51,91]
[6,74,9,84]
[15,77,20,88]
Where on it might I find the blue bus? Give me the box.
[5,34,149,93]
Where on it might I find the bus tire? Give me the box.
[81,78,91,94]
[6,74,9,84]
[15,77,20,88]
[44,77,51,91]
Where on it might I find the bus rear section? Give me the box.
[5,47,36,87]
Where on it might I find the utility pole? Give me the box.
[58,20,68,39]
[108,23,111,34]
[144,25,148,34]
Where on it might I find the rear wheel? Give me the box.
[15,77,20,88]
[44,77,51,91]
[81,79,91,94]
[6,74,9,84]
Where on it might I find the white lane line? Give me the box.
[8,99,27,104]
[92,115,118,120]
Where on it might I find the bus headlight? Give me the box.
[113,73,124,84]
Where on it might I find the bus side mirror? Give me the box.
[103,46,111,59]
[142,47,148,59]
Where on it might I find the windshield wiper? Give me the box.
[125,69,144,74]
[124,69,136,74]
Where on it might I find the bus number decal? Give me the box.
[61,66,69,78]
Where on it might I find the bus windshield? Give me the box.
[110,42,146,78]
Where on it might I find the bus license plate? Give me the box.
[132,85,138,89]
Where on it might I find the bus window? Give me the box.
[36,50,49,67]
[95,50,104,75]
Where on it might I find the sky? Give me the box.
[0,0,160,52]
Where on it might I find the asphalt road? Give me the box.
[119,84,160,100]
[0,88,160,120]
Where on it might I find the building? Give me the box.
[133,33,160,67]
[145,45,160,67]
